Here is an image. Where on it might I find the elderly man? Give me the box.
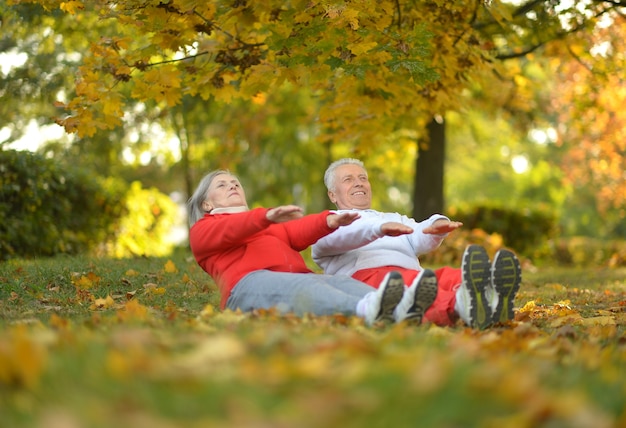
[312,158,522,329]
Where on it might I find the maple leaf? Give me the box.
[143,283,166,295]
[72,271,101,289]
[91,295,115,310]
[164,260,178,273]
[117,299,150,322]
[59,0,83,14]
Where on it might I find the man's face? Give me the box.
[328,164,372,210]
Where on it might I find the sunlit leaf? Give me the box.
[91,295,115,310]
[164,260,178,273]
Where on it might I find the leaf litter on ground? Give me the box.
[1,252,626,427]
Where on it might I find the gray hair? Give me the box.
[187,169,231,227]
[323,158,366,191]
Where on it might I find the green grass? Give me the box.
[1,248,626,427]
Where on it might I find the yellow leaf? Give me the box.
[91,295,115,310]
[0,326,48,389]
[73,275,93,290]
[198,304,215,319]
[342,8,360,30]
[294,11,313,24]
[578,316,616,327]
[117,299,149,322]
[60,1,84,14]
[125,269,140,277]
[549,314,583,328]
[170,334,246,375]
[347,41,378,56]
[143,282,166,295]
[164,260,178,273]
[152,287,167,295]
[213,84,238,103]
[49,314,70,330]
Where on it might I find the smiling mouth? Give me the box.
[352,191,366,196]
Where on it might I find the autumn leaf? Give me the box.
[72,271,101,289]
[90,295,115,310]
[143,283,166,295]
[117,299,150,322]
[0,326,49,389]
[164,260,177,273]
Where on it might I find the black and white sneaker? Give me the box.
[490,249,522,324]
[360,271,405,325]
[394,269,438,324]
[456,245,493,329]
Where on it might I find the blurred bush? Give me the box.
[551,236,626,268]
[98,180,178,258]
[448,203,558,260]
[0,150,177,260]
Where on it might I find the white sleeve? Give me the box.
[312,216,385,258]
[404,213,450,255]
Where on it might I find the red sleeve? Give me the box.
[189,207,272,255]
[276,210,335,251]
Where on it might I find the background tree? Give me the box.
[3,0,625,250]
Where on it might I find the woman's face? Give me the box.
[203,173,247,211]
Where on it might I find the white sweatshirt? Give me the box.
[312,209,449,277]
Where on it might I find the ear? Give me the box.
[202,201,212,212]
[327,190,337,204]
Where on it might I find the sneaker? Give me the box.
[455,245,492,329]
[394,269,438,324]
[490,248,522,324]
[359,271,405,325]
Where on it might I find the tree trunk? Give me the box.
[413,117,445,220]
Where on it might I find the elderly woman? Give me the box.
[187,169,407,325]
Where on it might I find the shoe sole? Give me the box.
[376,271,405,322]
[403,270,438,324]
[491,249,522,323]
[461,245,492,329]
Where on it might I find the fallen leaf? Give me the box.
[164,260,178,273]
[577,316,615,326]
[91,295,115,310]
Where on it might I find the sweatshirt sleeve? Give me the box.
[189,207,272,255]
[312,216,385,258]
[404,213,450,255]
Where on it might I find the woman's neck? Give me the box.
[210,206,249,214]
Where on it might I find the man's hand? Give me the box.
[380,222,413,236]
[422,219,463,235]
[327,212,361,229]
[266,205,304,223]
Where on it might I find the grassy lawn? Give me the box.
[1,248,626,427]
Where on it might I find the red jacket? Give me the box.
[189,207,335,309]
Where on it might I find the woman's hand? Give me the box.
[266,205,304,223]
[327,211,360,229]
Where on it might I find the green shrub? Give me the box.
[0,149,123,260]
[551,236,626,267]
[0,150,179,260]
[448,203,558,260]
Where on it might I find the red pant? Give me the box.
[353,266,462,326]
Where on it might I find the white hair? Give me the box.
[323,158,366,191]
[187,170,231,227]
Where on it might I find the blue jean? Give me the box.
[226,270,373,316]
